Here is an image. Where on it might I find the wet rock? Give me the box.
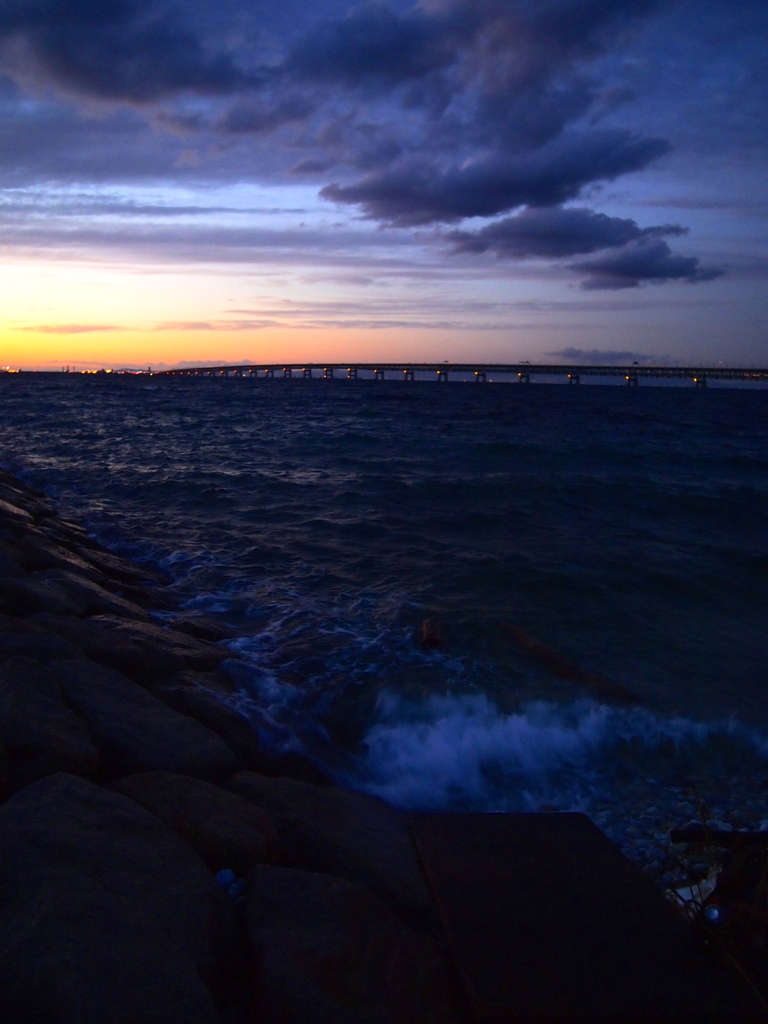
[0,743,9,800]
[153,675,264,767]
[38,515,95,548]
[76,546,171,585]
[51,659,237,780]
[247,865,459,1024]
[17,531,106,581]
[119,581,183,610]
[33,569,151,621]
[114,771,277,874]
[0,656,99,787]
[0,773,240,1024]
[0,613,84,664]
[0,496,34,525]
[0,480,55,519]
[173,615,237,643]
[29,612,157,681]
[31,613,226,683]
[0,574,85,616]
[0,541,25,579]
[231,773,431,918]
[101,615,229,672]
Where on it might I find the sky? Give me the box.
[0,0,766,370]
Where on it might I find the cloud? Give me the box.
[574,237,725,289]
[18,323,125,334]
[321,131,670,225]
[447,205,685,257]
[0,0,252,102]
[154,319,278,330]
[545,347,656,364]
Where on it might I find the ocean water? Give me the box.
[1,373,767,875]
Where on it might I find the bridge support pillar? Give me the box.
[568,374,580,385]
[403,369,414,381]
[475,371,487,382]
[626,374,639,387]
[303,367,312,378]
[265,368,274,379]
[518,372,530,384]
[347,367,357,379]
[374,369,385,380]
[324,367,334,379]
[437,369,448,382]
[693,376,707,388]
[283,367,292,378]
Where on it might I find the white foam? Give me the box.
[355,692,747,812]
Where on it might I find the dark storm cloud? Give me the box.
[0,0,251,102]
[322,131,670,225]
[0,0,752,294]
[575,237,725,289]
[447,206,684,257]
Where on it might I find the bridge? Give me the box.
[155,362,768,388]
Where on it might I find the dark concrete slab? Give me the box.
[410,812,761,1022]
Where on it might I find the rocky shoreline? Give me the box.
[0,469,464,1023]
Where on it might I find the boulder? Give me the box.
[29,612,155,681]
[0,496,34,525]
[0,656,99,787]
[0,773,240,1023]
[247,865,460,1024]
[0,574,85,617]
[0,540,26,578]
[230,773,431,918]
[0,480,55,520]
[76,546,172,585]
[31,613,226,683]
[0,613,84,665]
[17,531,106,581]
[32,569,151,621]
[0,743,9,800]
[114,771,277,874]
[51,659,237,780]
[172,615,237,643]
[119,581,183,610]
[153,674,264,766]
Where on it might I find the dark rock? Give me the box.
[173,615,237,642]
[37,516,98,552]
[33,569,151,620]
[0,613,85,664]
[247,865,460,1024]
[0,496,34,525]
[153,676,264,767]
[17,530,107,581]
[32,613,227,683]
[231,773,431,917]
[419,617,445,649]
[52,659,238,780]
[0,540,25,579]
[114,771,278,874]
[30,612,156,681]
[0,574,85,616]
[0,773,240,1023]
[76,546,172,585]
[0,743,9,800]
[0,481,55,520]
[120,581,183,610]
[0,656,99,787]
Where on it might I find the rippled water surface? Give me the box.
[2,373,767,871]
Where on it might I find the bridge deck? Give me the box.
[156,362,768,383]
